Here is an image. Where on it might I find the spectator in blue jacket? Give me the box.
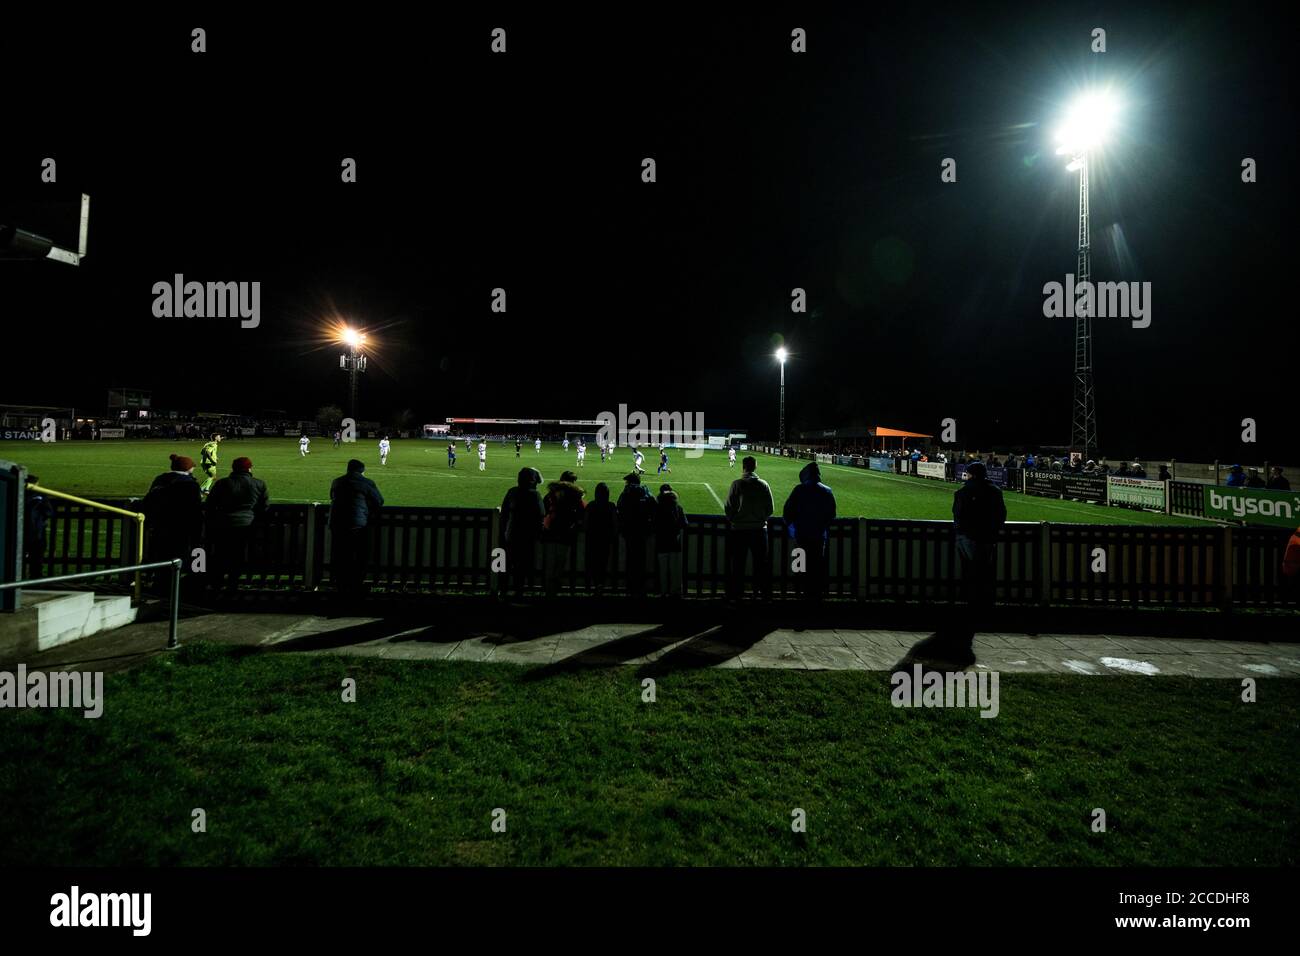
[329,459,384,595]
[1225,464,1247,487]
[782,462,837,602]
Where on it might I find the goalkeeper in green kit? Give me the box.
[199,433,222,495]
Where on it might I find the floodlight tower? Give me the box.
[1055,92,1117,460]
[338,327,368,421]
[775,347,788,454]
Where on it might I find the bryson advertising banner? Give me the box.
[1108,476,1166,510]
[1203,486,1300,529]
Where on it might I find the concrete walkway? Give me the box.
[17,608,1294,679]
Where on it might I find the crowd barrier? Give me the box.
[23,499,1297,608]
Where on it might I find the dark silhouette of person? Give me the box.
[541,470,586,598]
[782,461,837,602]
[499,467,544,598]
[583,482,618,595]
[653,483,689,597]
[948,460,1006,664]
[328,459,384,596]
[205,457,268,593]
[141,454,203,593]
[21,475,53,580]
[616,472,657,597]
[724,456,774,601]
[1267,467,1291,491]
[1157,464,1173,482]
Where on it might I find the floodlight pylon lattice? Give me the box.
[1070,153,1097,459]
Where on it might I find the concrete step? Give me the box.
[0,590,138,663]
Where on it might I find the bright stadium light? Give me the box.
[1055,87,1120,460]
[775,347,788,363]
[336,325,370,420]
[1054,90,1120,156]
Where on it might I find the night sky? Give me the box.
[2,5,1295,460]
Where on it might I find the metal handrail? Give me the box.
[0,559,183,650]
[27,483,146,601]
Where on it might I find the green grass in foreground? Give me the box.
[0,437,1194,524]
[0,643,1295,866]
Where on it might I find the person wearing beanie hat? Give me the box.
[205,455,269,593]
[142,452,205,592]
[329,457,385,597]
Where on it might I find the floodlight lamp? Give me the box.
[775,347,788,363]
[1055,90,1119,155]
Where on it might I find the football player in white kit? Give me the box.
[576,441,586,467]
[299,435,311,457]
[633,449,645,474]
[563,438,570,452]
[728,447,736,467]
[478,441,487,471]
[379,436,391,465]
[535,438,542,454]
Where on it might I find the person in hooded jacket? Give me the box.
[653,483,689,597]
[500,467,544,597]
[782,461,837,602]
[542,470,586,598]
[584,482,619,595]
[617,473,657,597]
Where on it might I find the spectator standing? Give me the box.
[653,483,689,597]
[328,459,384,596]
[541,470,586,598]
[1267,466,1291,491]
[21,475,54,580]
[724,456,774,601]
[205,456,268,593]
[948,461,1007,665]
[142,454,203,593]
[584,482,618,595]
[782,461,837,602]
[500,467,544,597]
[616,473,657,597]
